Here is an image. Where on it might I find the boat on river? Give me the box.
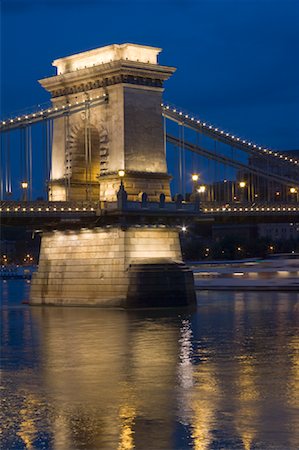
[190,253,299,291]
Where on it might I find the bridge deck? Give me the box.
[1,200,298,228]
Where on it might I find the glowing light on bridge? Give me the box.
[161,103,299,166]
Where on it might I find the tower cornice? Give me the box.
[39,60,176,98]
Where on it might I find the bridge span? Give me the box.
[1,42,298,308]
[1,200,298,228]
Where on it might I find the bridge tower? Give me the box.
[40,43,174,202]
[30,43,196,308]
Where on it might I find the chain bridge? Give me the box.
[1,43,298,308]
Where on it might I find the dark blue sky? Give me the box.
[1,0,299,150]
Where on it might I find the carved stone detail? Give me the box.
[52,75,163,98]
[66,112,109,180]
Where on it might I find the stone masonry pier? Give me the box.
[30,43,196,308]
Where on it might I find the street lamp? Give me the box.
[239,181,247,202]
[118,170,125,186]
[21,181,28,201]
[191,173,199,196]
[197,185,206,194]
[289,187,298,202]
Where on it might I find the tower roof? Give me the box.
[53,43,162,75]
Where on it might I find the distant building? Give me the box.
[212,222,299,242]
[212,224,258,241]
[237,150,299,202]
[258,222,299,241]
[1,240,16,260]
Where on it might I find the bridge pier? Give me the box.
[30,226,195,308]
[29,43,196,308]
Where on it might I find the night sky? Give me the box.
[1,0,299,151]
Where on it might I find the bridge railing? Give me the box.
[1,199,298,215]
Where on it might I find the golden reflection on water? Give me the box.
[190,362,219,450]
[235,357,259,450]
[177,320,219,450]
[234,296,259,449]
[29,308,181,450]
[1,291,299,449]
[118,401,136,450]
[16,394,38,449]
[288,335,299,408]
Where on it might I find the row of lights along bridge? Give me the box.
[16,173,299,203]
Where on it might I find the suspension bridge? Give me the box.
[1,98,298,218]
[0,43,298,308]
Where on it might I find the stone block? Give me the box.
[30,222,193,308]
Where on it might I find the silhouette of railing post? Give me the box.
[141,192,148,208]
[175,194,183,209]
[117,183,128,210]
[159,193,166,208]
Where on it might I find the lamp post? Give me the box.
[21,181,28,201]
[289,187,298,202]
[191,173,199,186]
[118,170,125,187]
[197,185,206,199]
[117,170,127,209]
[275,191,280,202]
[239,181,246,202]
[190,173,199,203]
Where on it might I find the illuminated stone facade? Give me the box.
[29,227,194,307]
[30,44,196,308]
[39,43,175,202]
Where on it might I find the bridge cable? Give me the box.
[5,131,12,196]
[214,140,217,201]
[46,119,52,200]
[163,113,167,157]
[27,126,32,201]
[42,118,52,199]
[182,124,186,198]
[84,100,92,201]
[48,119,53,200]
[167,133,298,189]
[20,127,25,198]
[178,123,182,195]
[88,102,92,200]
[162,105,299,172]
[64,111,70,201]
[192,131,197,174]
[0,133,3,199]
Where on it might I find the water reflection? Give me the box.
[1,285,299,449]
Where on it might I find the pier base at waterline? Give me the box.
[30,226,196,308]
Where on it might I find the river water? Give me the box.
[1,280,299,450]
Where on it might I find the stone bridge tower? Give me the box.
[39,43,175,202]
[30,43,196,308]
